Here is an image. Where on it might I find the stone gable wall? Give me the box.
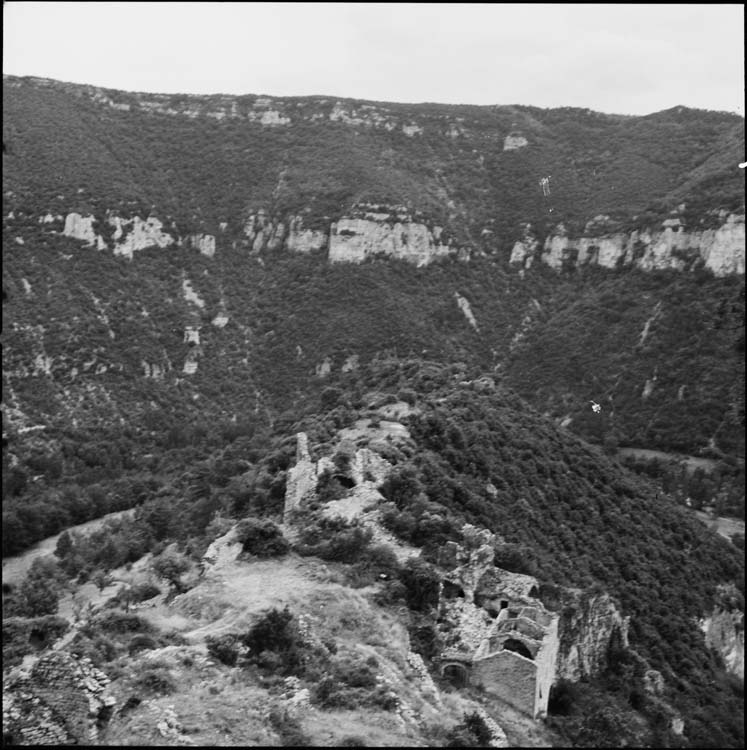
[472,650,537,717]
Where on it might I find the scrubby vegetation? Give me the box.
[2,76,743,748]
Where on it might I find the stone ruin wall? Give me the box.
[471,649,537,716]
[3,651,114,745]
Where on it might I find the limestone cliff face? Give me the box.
[11,77,480,139]
[549,587,630,682]
[699,584,745,679]
[286,216,327,253]
[503,133,529,151]
[63,213,175,258]
[700,609,744,678]
[509,224,539,269]
[110,216,175,259]
[512,214,745,277]
[63,213,106,249]
[243,209,286,252]
[185,233,216,257]
[328,217,454,267]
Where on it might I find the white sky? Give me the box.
[3,2,745,116]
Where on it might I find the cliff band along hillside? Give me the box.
[1,75,745,748]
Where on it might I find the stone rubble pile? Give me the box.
[2,651,114,744]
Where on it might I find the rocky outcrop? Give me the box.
[63,212,106,250]
[110,215,175,259]
[503,133,528,151]
[201,525,242,576]
[455,292,479,331]
[329,103,397,130]
[185,232,216,257]
[700,584,744,679]
[550,587,630,682]
[142,360,168,379]
[329,217,454,267]
[3,651,114,745]
[182,280,205,309]
[513,214,745,277]
[183,326,200,345]
[63,213,175,258]
[286,216,327,253]
[509,224,539,269]
[243,209,285,252]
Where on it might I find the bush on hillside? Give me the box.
[241,607,305,676]
[398,557,440,612]
[346,543,401,588]
[134,665,177,695]
[295,515,373,564]
[2,615,70,668]
[94,611,154,634]
[235,517,289,557]
[205,633,240,666]
[445,712,493,747]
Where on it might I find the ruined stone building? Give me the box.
[282,433,628,721]
[437,527,628,719]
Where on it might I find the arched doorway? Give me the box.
[442,662,469,687]
[502,637,533,660]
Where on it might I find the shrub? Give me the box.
[235,517,290,558]
[548,679,579,716]
[409,622,440,661]
[128,634,158,655]
[311,676,360,709]
[310,654,394,710]
[268,706,311,747]
[296,516,373,564]
[346,543,401,587]
[396,389,417,406]
[339,736,367,747]
[6,558,68,617]
[380,465,423,509]
[128,581,162,602]
[95,611,153,634]
[69,633,118,666]
[446,712,492,747]
[205,633,240,666]
[2,615,70,668]
[151,549,190,591]
[134,665,177,695]
[242,607,305,676]
[398,557,440,612]
[333,657,378,689]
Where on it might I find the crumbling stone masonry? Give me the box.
[2,651,115,744]
[469,603,560,719]
[283,433,318,524]
[283,431,394,525]
[437,529,628,719]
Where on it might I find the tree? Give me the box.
[54,530,75,560]
[235,517,289,557]
[10,558,67,617]
[398,557,440,612]
[92,570,113,593]
[152,550,190,592]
